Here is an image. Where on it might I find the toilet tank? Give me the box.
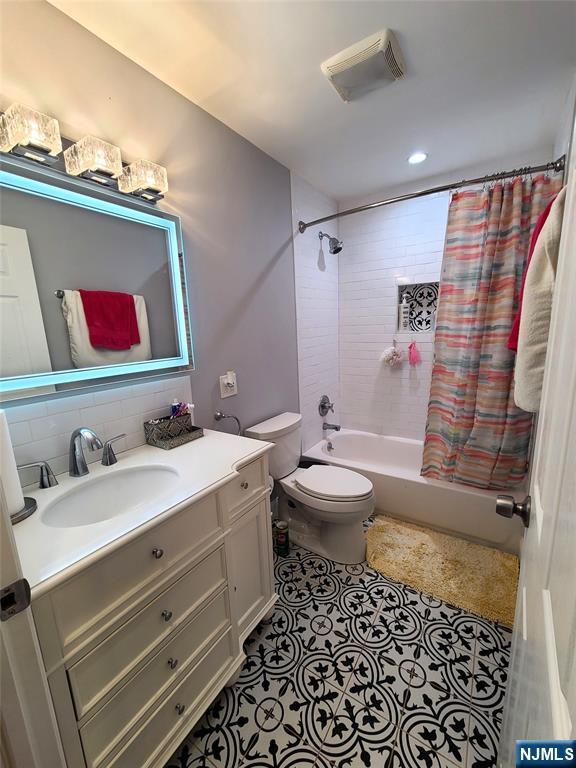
[245,413,302,479]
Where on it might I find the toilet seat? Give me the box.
[294,465,373,502]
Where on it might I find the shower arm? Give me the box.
[214,411,242,436]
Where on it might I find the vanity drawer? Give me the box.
[100,629,234,768]
[44,493,220,661]
[68,546,227,719]
[220,457,267,520]
[79,590,231,768]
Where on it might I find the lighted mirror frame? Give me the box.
[0,167,192,396]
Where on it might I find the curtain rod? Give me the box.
[297,155,566,233]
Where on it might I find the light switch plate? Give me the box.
[219,371,238,398]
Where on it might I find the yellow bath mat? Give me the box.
[366,515,519,627]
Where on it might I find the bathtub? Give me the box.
[304,429,523,555]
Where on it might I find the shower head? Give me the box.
[319,231,343,255]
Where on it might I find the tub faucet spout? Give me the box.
[323,423,341,432]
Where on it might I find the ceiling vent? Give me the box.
[321,29,405,102]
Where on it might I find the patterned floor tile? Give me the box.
[466,706,500,768]
[296,642,364,695]
[340,560,382,586]
[402,650,473,713]
[336,582,390,644]
[165,742,215,767]
[240,676,342,761]
[256,592,373,652]
[343,645,408,716]
[420,615,477,661]
[240,641,299,689]
[167,531,511,768]
[473,620,512,668]
[242,742,331,767]
[318,689,397,768]
[391,730,463,768]
[364,606,425,663]
[180,684,261,768]
[399,699,471,767]
[275,550,347,609]
[469,656,508,712]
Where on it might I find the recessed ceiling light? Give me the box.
[408,151,427,165]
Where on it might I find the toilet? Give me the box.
[245,413,374,564]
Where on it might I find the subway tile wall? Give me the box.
[5,375,192,487]
[291,174,340,452]
[338,192,450,440]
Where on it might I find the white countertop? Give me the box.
[13,430,272,597]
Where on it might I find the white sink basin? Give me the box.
[42,466,179,528]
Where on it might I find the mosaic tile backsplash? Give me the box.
[398,282,440,332]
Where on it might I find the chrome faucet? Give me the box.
[322,422,341,432]
[17,461,58,488]
[102,434,126,466]
[69,428,103,477]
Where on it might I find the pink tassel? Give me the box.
[408,341,421,366]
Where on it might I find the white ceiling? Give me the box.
[48,0,576,201]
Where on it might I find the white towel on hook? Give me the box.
[61,289,152,368]
[514,186,566,412]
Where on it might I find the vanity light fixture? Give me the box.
[63,135,123,186]
[118,159,168,202]
[0,103,62,164]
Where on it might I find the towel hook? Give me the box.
[54,290,65,298]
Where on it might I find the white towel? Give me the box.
[61,290,152,369]
[514,186,566,412]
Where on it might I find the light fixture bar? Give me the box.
[64,135,122,186]
[118,159,168,201]
[0,103,62,165]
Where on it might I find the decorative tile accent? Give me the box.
[398,282,440,333]
[320,690,397,767]
[400,699,471,766]
[166,538,510,768]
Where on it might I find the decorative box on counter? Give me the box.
[144,413,204,450]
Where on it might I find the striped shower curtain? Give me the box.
[421,174,562,489]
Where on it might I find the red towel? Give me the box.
[507,196,556,351]
[79,290,140,350]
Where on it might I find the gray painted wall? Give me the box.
[0,1,299,430]
[1,186,178,371]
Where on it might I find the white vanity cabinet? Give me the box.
[222,458,275,643]
[29,451,276,768]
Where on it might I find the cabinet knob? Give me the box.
[167,657,179,670]
[161,610,173,622]
[152,547,164,559]
[240,481,249,490]
[175,703,186,716]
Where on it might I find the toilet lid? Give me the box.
[294,465,373,502]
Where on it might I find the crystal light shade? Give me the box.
[0,103,62,160]
[64,136,122,180]
[118,159,169,199]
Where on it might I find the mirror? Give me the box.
[0,157,192,401]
